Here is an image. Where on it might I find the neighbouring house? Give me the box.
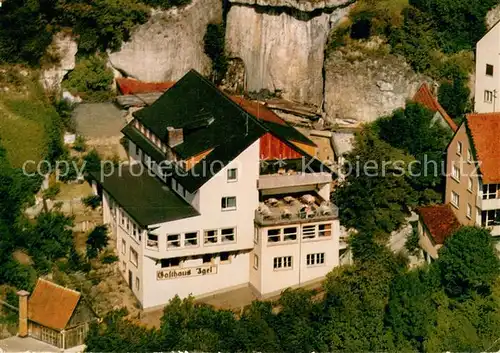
[16,278,98,350]
[91,69,341,310]
[412,82,458,133]
[445,112,500,235]
[475,21,500,113]
[416,204,461,262]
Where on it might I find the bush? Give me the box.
[42,183,61,200]
[62,55,114,102]
[204,23,228,83]
[405,226,421,256]
[82,195,102,210]
[86,225,109,259]
[52,99,76,132]
[73,135,87,152]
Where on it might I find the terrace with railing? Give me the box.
[254,192,339,226]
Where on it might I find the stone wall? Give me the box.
[108,0,222,82]
[225,1,352,107]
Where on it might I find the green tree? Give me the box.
[86,225,109,259]
[236,301,281,352]
[375,102,452,204]
[332,128,416,234]
[438,226,500,298]
[63,55,114,101]
[204,23,228,83]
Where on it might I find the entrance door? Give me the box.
[128,270,133,289]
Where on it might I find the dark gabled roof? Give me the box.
[122,69,327,192]
[133,69,267,159]
[417,204,461,245]
[90,164,199,227]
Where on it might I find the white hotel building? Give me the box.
[92,70,342,310]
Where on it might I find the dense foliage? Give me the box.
[86,225,109,259]
[204,23,228,83]
[63,55,114,101]
[333,102,451,234]
[85,227,500,352]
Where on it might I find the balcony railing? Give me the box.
[255,203,339,226]
[257,172,332,190]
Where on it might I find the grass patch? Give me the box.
[0,87,61,168]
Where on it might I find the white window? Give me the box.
[135,277,140,291]
[485,90,494,103]
[254,229,259,244]
[483,184,498,200]
[457,141,463,156]
[452,164,460,181]
[467,204,472,219]
[302,225,317,239]
[468,177,473,192]
[121,239,126,254]
[467,148,472,163]
[167,234,180,248]
[122,261,126,273]
[147,233,159,249]
[204,229,218,244]
[267,229,280,243]
[318,224,332,237]
[120,210,125,226]
[221,228,236,243]
[221,196,237,211]
[273,256,292,270]
[227,168,237,182]
[130,247,138,267]
[253,254,259,270]
[184,232,198,247]
[306,253,325,266]
[220,252,231,264]
[161,258,180,268]
[283,227,297,241]
[451,191,460,208]
[132,223,138,237]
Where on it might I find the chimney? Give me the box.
[17,290,30,338]
[166,126,183,148]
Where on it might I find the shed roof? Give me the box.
[28,279,80,331]
[413,83,458,132]
[417,204,461,245]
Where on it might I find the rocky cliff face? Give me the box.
[108,0,222,82]
[40,32,78,91]
[225,0,352,107]
[324,43,425,122]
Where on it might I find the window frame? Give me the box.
[166,233,181,249]
[468,177,473,193]
[466,203,472,219]
[253,254,259,270]
[318,223,332,237]
[221,196,237,211]
[227,168,238,182]
[204,229,219,245]
[451,191,460,209]
[147,233,159,250]
[273,256,292,270]
[221,227,236,243]
[485,90,494,103]
[121,239,126,254]
[451,163,461,182]
[456,141,463,156]
[129,247,138,267]
[184,232,199,247]
[486,64,494,76]
[306,253,325,266]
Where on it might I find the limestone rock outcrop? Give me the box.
[108,0,222,82]
[40,32,78,91]
[225,0,352,107]
[324,44,426,122]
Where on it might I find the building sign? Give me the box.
[157,265,218,280]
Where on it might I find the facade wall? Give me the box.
[445,124,479,226]
[142,251,250,308]
[475,25,500,113]
[253,220,339,296]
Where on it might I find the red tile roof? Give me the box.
[417,204,461,245]
[28,279,80,331]
[413,83,458,132]
[466,113,500,183]
[229,96,287,126]
[116,78,175,95]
